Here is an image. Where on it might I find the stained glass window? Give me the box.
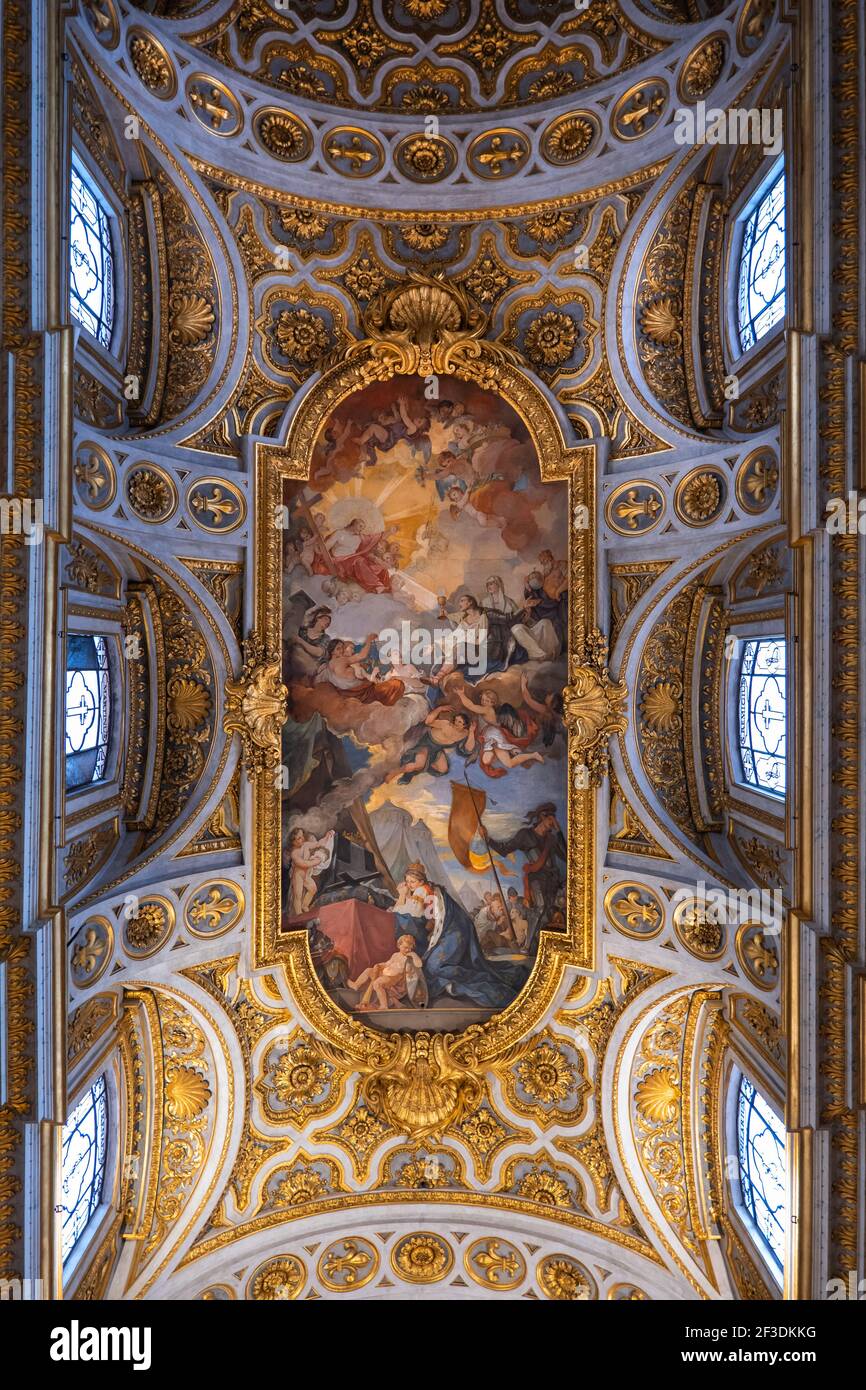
[69,162,115,348]
[65,634,111,792]
[61,1075,108,1265]
[737,162,786,352]
[738,637,786,797]
[736,1075,786,1279]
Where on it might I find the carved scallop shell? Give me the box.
[167,676,211,731]
[641,296,681,345]
[635,1067,680,1123]
[170,292,215,347]
[165,1066,211,1120]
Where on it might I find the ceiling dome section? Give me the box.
[130,0,677,116]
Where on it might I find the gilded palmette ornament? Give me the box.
[223,632,288,778]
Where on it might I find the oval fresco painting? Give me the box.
[280,375,568,1033]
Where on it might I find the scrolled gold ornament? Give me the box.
[223,633,288,778]
[563,629,628,786]
[336,273,522,390]
[356,1030,485,1141]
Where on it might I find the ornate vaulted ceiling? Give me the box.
[50,0,802,1305]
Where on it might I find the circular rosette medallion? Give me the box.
[541,111,600,166]
[247,1255,306,1301]
[125,463,177,523]
[122,895,175,959]
[253,107,312,162]
[537,1254,597,1301]
[674,467,728,527]
[390,1232,453,1284]
[394,133,457,182]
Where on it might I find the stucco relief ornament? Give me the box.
[337,274,521,391]
[223,633,288,779]
[316,1029,485,1141]
[563,628,628,786]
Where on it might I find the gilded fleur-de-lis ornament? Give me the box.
[322,1240,372,1285]
[474,1240,521,1284]
[223,632,288,778]
[563,628,628,786]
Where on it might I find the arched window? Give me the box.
[737,160,786,353]
[736,1075,786,1279]
[61,1074,108,1264]
[69,160,115,349]
[737,637,786,797]
[65,634,111,792]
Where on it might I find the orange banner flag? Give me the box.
[448,780,513,875]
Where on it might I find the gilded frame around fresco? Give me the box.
[232,277,615,1109]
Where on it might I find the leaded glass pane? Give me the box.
[69,163,114,349]
[737,165,786,352]
[738,637,786,797]
[736,1075,786,1278]
[65,634,111,791]
[61,1074,108,1264]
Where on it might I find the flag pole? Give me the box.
[463,769,516,943]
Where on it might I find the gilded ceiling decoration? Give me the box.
[9,0,821,1312]
[181,0,672,114]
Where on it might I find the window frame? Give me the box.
[726,154,787,373]
[60,1073,109,1268]
[61,1062,121,1290]
[64,631,113,794]
[736,635,787,800]
[724,623,789,811]
[68,148,127,373]
[727,1067,787,1286]
[735,157,786,355]
[69,154,117,352]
